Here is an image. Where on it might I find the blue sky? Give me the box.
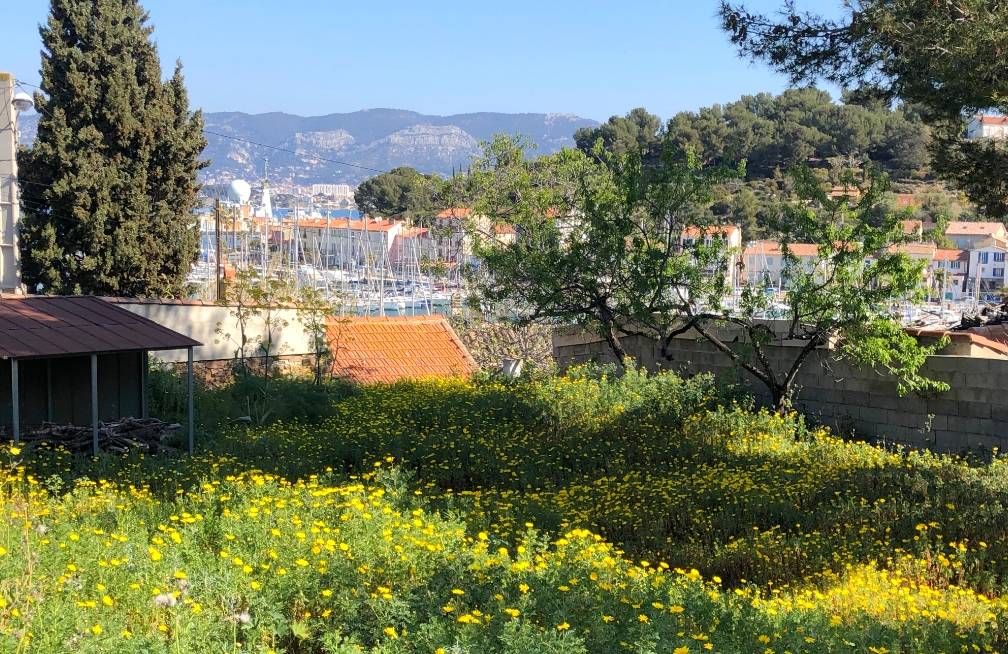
[3,0,839,121]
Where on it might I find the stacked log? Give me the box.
[20,418,181,454]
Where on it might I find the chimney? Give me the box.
[0,73,28,294]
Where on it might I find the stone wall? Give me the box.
[553,326,1008,453]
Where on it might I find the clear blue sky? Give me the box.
[3,0,840,121]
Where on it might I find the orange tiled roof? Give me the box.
[744,240,820,257]
[888,242,936,257]
[932,248,968,262]
[901,219,923,233]
[977,115,1008,126]
[945,221,1006,236]
[435,207,473,219]
[895,194,918,209]
[326,316,478,384]
[682,225,740,238]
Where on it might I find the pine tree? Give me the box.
[18,0,206,296]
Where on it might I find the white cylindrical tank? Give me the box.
[227,179,252,204]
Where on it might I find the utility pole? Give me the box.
[214,198,223,301]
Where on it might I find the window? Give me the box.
[995,268,1005,278]
[995,252,1005,263]
[950,260,961,270]
[979,252,990,264]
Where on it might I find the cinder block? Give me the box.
[958,401,992,420]
[945,416,987,435]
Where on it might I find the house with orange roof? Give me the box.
[680,225,743,286]
[742,240,828,288]
[967,114,1008,140]
[945,221,1008,249]
[326,315,478,384]
[928,248,970,301]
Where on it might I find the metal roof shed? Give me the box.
[0,296,202,454]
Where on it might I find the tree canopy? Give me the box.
[464,135,946,408]
[18,0,207,297]
[718,0,1008,218]
[353,166,443,221]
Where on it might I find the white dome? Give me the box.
[227,179,251,204]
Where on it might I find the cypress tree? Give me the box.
[18,0,207,297]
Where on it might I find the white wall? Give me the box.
[116,302,315,363]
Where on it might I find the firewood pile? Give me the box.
[20,417,181,453]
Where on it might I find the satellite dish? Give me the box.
[12,91,34,113]
[227,179,251,204]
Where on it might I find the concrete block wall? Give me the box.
[553,327,1008,453]
[116,301,314,364]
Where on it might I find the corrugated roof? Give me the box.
[327,316,477,384]
[0,296,201,359]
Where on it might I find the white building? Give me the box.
[966,238,1008,300]
[967,114,1008,140]
[742,240,826,288]
[944,221,1008,250]
[310,183,354,199]
[929,248,970,301]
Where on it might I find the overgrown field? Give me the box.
[2,367,1007,652]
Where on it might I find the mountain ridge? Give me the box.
[18,108,598,185]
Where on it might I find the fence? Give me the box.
[553,325,1008,453]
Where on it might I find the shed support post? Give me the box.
[10,359,19,444]
[186,347,194,455]
[46,359,53,422]
[140,351,149,419]
[90,353,99,456]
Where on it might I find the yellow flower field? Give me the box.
[1,365,1006,652]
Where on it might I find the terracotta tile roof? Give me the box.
[683,225,740,238]
[932,248,968,262]
[901,218,923,233]
[906,325,1008,357]
[435,207,472,219]
[326,316,478,384]
[945,221,1006,236]
[0,295,201,359]
[889,243,936,257]
[743,240,820,257]
[494,224,516,235]
[977,115,1008,126]
[895,195,918,209]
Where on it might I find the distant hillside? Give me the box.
[19,109,598,185]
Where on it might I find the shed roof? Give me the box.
[0,295,201,360]
[326,315,478,384]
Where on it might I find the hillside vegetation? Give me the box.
[2,367,1007,652]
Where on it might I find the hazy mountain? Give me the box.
[19,109,598,185]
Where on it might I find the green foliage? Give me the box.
[354,166,444,220]
[296,285,342,385]
[719,0,1008,218]
[147,366,358,429]
[464,134,740,362]
[5,372,1008,652]
[573,107,663,159]
[666,88,931,180]
[465,133,944,409]
[718,167,948,407]
[17,0,206,296]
